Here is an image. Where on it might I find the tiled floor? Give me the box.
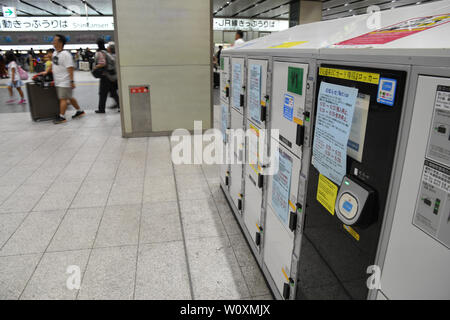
[0,103,272,300]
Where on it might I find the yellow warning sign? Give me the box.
[343,225,360,241]
[319,67,380,85]
[317,174,338,216]
[269,41,308,49]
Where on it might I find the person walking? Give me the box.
[5,51,26,105]
[107,42,120,111]
[45,34,85,124]
[93,38,119,113]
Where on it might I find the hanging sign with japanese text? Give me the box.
[0,17,114,32]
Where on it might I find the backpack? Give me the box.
[17,65,29,80]
[93,51,117,82]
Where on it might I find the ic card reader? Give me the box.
[335,175,376,228]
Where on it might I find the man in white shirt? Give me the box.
[234,30,245,47]
[46,34,85,124]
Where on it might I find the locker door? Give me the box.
[263,139,302,299]
[271,61,309,156]
[247,59,269,129]
[243,123,266,246]
[229,109,245,212]
[220,101,230,187]
[231,58,246,114]
[220,57,230,104]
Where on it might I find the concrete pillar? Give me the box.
[299,1,323,25]
[113,0,212,137]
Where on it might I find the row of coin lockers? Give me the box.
[219,54,316,299]
[218,53,438,300]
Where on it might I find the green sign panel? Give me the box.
[287,67,304,96]
[220,57,224,70]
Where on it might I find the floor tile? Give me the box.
[135,242,191,300]
[78,246,137,300]
[71,180,114,209]
[0,254,42,300]
[241,265,271,297]
[143,175,177,203]
[94,205,141,248]
[180,198,227,240]
[176,174,212,200]
[48,207,104,252]
[33,182,82,212]
[229,233,258,268]
[0,212,27,247]
[21,250,90,300]
[0,183,48,214]
[186,236,250,300]
[107,179,144,206]
[0,210,65,256]
[140,201,182,244]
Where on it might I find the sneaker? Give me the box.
[6,99,15,104]
[95,110,106,114]
[18,99,26,105]
[53,116,67,124]
[72,110,86,119]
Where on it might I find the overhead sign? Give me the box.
[214,18,289,32]
[335,14,450,46]
[0,16,114,32]
[2,7,16,18]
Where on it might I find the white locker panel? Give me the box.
[231,58,246,114]
[263,138,302,298]
[229,109,245,211]
[247,59,269,129]
[380,75,450,300]
[220,56,230,104]
[243,123,266,246]
[271,61,309,157]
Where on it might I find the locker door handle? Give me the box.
[258,173,264,189]
[240,94,245,107]
[296,124,305,147]
[225,174,229,186]
[238,198,243,211]
[226,87,230,98]
[289,211,297,232]
[260,105,266,122]
[283,283,290,300]
[255,232,261,246]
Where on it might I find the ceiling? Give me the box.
[0,0,112,16]
[213,0,293,19]
[0,0,314,19]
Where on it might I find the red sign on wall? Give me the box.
[130,87,149,94]
[336,14,450,46]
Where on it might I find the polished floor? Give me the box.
[0,75,272,300]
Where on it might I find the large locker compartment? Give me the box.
[229,110,245,212]
[297,64,407,300]
[246,59,269,129]
[263,138,302,299]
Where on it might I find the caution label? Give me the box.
[343,225,360,241]
[319,67,380,85]
[269,41,308,48]
[317,174,338,216]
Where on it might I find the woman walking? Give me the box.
[5,51,26,105]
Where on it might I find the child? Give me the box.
[5,51,26,105]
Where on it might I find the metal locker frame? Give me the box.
[220,56,231,189]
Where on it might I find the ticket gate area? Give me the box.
[297,64,407,299]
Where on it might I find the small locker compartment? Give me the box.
[271,61,309,156]
[231,57,246,114]
[220,56,231,104]
[247,59,269,129]
[220,101,230,188]
[229,109,245,212]
[297,64,407,300]
[263,138,302,299]
[243,123,267,247]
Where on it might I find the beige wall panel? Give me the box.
[115,0,211,66]
[120,65,211,133]
[300,1,323,25]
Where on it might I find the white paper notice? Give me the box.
[232,63,242,110]
[312,82,359,185]
[348,93,370,162]
[249,64,262,124]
